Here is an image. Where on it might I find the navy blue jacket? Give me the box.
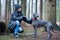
[10,11,23,22]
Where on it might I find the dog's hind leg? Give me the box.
[45,26,47,32]
[46,26,52,40]
[51,26,56,33]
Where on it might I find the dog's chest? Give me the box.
[32,20,39,25]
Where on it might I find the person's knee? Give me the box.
[18,27,24,33]
[19,27,23,31]
[15,21,20,25]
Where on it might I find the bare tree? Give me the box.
[21,0,26,16]
[40,0,43,19]
[37,0,42,19]
[26,0,30,18]
[0,0,1,21]
[30,0,33,18]
[5,0,11,23]
[42,0,60,30]
[43,0,56,24]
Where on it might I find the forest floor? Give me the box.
[0,30,60,40]
[0,22,60,40]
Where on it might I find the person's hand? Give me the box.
[31,18,35,21]
[22,16,26,19]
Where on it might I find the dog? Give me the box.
[31,13,55,40]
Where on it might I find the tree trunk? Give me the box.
[43,0,56,24]
[30,0,33,18]
[42,0,60,30]
[11,0,14,13]
[37,0,42,19]
[1,0,6,21]
[19,0,21,4]
[40,0,43,19]
[21,0,26,16]
[26,0,30,18]
[4,0,11,23]
[0,0,1,21]
[33,0,36,13]
[8,0,11,21]
[56,0,60,25]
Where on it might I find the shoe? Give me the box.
[14,34,19,38]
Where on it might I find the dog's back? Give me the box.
[32,20,52,27]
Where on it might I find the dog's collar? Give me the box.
[31,18,38,21]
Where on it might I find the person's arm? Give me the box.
[12,13,23,20]
[22,16,32,24]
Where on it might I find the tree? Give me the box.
[42,0,60,30]
[43,0,56,24]
[30,0,33,18]
[33,0,36,14]
[37,0,42,19]
[5,0,11,23]
[21,0,26,16]
[26,0,30,18]
[56,0,60,25]
[40,0,43,19]
[0,0,1,21]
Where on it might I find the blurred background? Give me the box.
[0,0,60,36]
[0,0,60,25]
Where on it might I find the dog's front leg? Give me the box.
[33,27,37,38]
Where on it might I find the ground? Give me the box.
[0,31,60,40]
[0,22,60,40]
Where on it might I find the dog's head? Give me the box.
[31,13,39,20]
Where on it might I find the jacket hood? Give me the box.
[14,4,22,10]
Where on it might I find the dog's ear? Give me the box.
[33,13,39,18]
[36,14,39,18]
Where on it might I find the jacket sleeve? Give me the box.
[22,16,32,24]
[12,13,23,20]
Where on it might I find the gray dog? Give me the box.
[31,13,54,40]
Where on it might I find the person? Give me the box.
[8,4,32,38]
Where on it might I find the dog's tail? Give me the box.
[52,23,60,30]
